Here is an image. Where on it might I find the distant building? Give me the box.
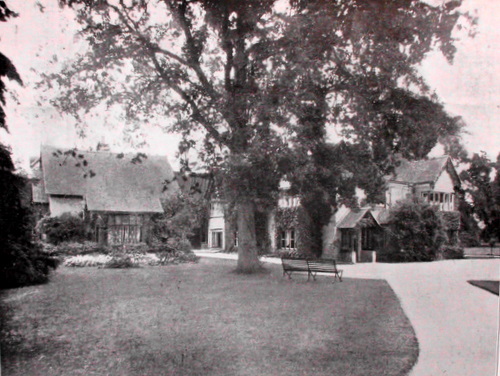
[31,145,179,245]
[324,156,461,262]
[206,155,462,263]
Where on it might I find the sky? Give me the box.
[0,0,499,173]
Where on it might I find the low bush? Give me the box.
[62,248,198,268]
[103,256,137,269]
[53,239,199,268]
[64,254,112,267]
[38,214,87,245]
[44,241,108,256]
[459,231,481,247]
[437,245,464,260]
[1,241,60,287]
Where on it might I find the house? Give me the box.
[385,155,460,211]
[32,145,179,245]
[205,155,461,262]
[324,155,461,262]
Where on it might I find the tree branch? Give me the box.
[163,0,221,102]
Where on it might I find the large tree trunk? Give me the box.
[236,200,261,273]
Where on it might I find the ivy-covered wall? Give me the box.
[274,206,316,257]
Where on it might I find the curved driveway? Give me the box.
[342,260,499,376]
[196,252,500,376]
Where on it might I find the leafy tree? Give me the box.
[384,198,447,262]
[52,0,470,271]
[150,190,208,249]
[491,153,500,242]
[459,152,500,242]
[0,2,59,288]
[0,145,60,288]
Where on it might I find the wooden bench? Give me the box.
[281,257,343,282]
[281,258,310,279]
[307,259,343,282]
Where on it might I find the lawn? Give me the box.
[1,258,418,376]
[468,280,500,296]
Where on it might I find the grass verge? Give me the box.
[1,258,418,376]
[468,280,500,295]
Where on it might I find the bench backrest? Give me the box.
[281,258,309,269]
[307,259,340,273]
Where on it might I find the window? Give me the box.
[280,229,296,249]
[107,214,142,244]
[341,230,352,250]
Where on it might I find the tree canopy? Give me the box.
[50,0,471,271]
[459,152,500,243]
[1,2,60,288]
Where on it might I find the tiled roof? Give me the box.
[337,207,389,229]
[389,156,450,184]
[371,207,391,225]
[41,145,179,213]
[337,208,371,229]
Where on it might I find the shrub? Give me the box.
[64,254,112,267]
[459,231,481,247]
[45,241,108,256]
[38,214,87,245]
[103,256,137,269]
[1,241,60,287]
[111,243,150,255]
[437,245,464,260]
[0,145,59,288]
[384,199,447,262]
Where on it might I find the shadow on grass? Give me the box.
[468,280,499,296]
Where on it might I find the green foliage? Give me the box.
[459,152,500,242]
[0,146,59,288]
[150,192,205,249]
[384,199,447,262]
[103,255,136,269]
[64,254,112,267]
[0,4,59,288]
[437,245,464,260]
[38,213,88,245]
[44,241,109,256]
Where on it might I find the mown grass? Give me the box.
[468,280,500,295]
[1,258,418,376]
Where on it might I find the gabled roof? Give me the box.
[388,156,458,185]
[41,145,179,213]
[338,208,380,229]
[370,206,391,225]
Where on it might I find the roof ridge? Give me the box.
[41,144,168,159]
